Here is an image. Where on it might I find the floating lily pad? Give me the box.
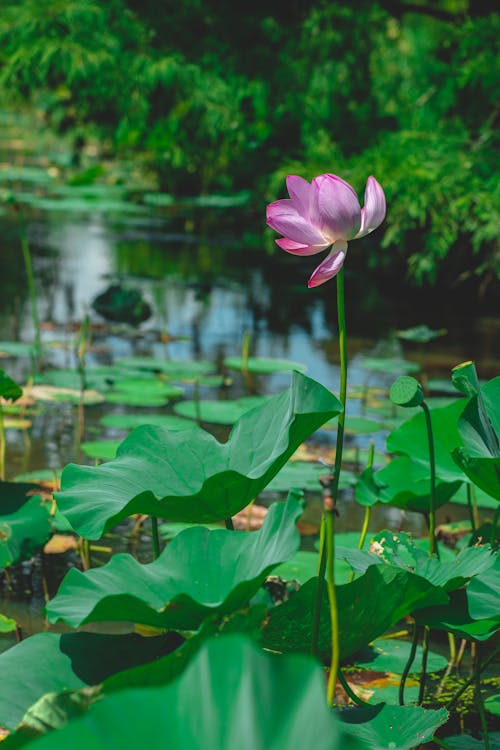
[353,637,448,674]
[396,325,447,343]
[264,461,354,494]
[224,356,307,374]
[0,342,36,358]
[0,614,16,633]
[360,357,420,375]
[29,385,105,405]
[100,413,193,431]
[444,733,500,749]
[116,358,215,380]
[173,395,270,424]
[340,703,448,750]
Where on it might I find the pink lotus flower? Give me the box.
[266,173,386,287]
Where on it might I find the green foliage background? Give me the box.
[0,0,498,285]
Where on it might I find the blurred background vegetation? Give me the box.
[0,0,498,293]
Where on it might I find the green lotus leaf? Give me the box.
[451,377,500,500]
[360,357,420,374]
[0,342,36,358]
[46,497,302,629]
[0,491,52,569]
[4,636,364,750]
[261,566,448,662]
[223,356,307,374]
[353,637,448,674]
[485,695,500,717]
[387,399,466,482]
[340,703,448,750]
[452,449,500,502]
[467,555,500,621]
[116,357,215,380]
[444,733,500,749]
[355,457,462,513]
[0,631,182,730]
[55,373,341,537]
[455,375,500,457]
[102,605,268,696]
[415,589,499,641]
[0,614,16,633]
[369,531,496,590]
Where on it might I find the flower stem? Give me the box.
[338,668,369,706]
[399,621,419,705]
[474,646,490,750]
[418,625,430,705]
[18,209,43,370]
[311,267,347,680]
[325,506,339,705]
[420,402,438,558]
[151,517,161,560]
[0,407,5,481]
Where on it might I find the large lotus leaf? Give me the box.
[55,373,341,537]
[454,376,500,457]
[355,457,462,513]
[452,450,500,502]
[46,497,302,629]
[173,395,270,424]
[0,492,52,569]
[0,631,182,730]
[353,637,448,674]
[415,589,499,640]
[445,733,500,750]
[467,555,500,621]
[261,566,448,662]
[103,605,268,696]
[369,532,496,590]
[386,399,466,482]
[9,636,364,750]
[340,703,448,750]
[223,356,307,374]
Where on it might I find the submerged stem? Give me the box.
[337,669,369,706]
[474,647,490,750]
[446,646,500,709]
[399,621,419,705]
[418,625,430,705]
[151,517,161,560]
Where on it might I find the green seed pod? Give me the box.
[389,376,424,408]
